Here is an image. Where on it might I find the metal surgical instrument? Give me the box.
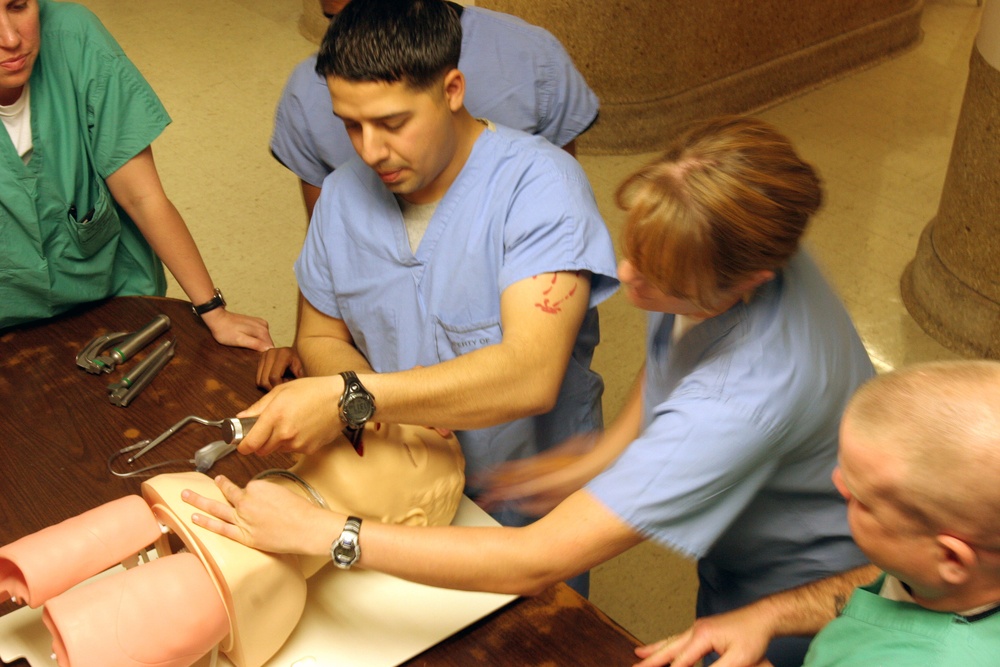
[108,440,239,478]
[126,415,259,464]
[76,314,172,374]
[107,338,176,407]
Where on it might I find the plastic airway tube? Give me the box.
[0,496,161,608]
[194,440,238,472]
[42,552,229,667]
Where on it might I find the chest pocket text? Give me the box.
[435,317,502,360]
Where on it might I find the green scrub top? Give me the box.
[804,574,1000,666]
[0,0,170,330]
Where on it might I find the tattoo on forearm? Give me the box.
[834,593,848,616]
[533,273,579,314]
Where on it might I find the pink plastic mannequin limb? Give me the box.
[41,552,228,667]
[0,495,161,607]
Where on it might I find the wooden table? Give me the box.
[0,297,640,666]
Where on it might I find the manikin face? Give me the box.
[288,421,466,526]
[833,417,942,600]
[329,73,465,204]
[0,0,39,106]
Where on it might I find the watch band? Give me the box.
[343,424,364,452]
[330,515,363,569]
[192,288,226,316]
[339,371,375,455]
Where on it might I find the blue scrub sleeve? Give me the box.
[270,58,338,187]
[586,395,781,559]
[497,155,618,307]
[295,196,341,319]
[533,38,599,147]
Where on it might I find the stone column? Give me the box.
[901,2,1000,358]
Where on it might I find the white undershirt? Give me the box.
[397,197,438,253]
[396,118,496,253]
[0,85,33,163]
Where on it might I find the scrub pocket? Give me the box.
[64,186,121,260]
[435,317,503,361]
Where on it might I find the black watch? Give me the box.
[191,288,226,316]
[338,371,375,452]
[330,516,362,569]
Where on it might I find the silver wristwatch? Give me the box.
[330,516,363,569]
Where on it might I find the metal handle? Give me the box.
[220,416,258,444]
[108,339,176,407]
[112,314,171,363]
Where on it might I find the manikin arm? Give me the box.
[42,553,229,667]
[0,496,162,608]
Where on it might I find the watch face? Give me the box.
[332,538,360,568]
[334,543,356,560]
[343,393,375,424]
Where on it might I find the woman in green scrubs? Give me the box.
[0,0,273,351]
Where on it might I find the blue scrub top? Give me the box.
[296,124,618,501]
[587,251,872,608]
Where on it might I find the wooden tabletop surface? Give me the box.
[0,297,640,666]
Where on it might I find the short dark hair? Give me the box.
[316,0,462,91]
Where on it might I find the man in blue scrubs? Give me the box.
[259,0,600,385]
[237,0,618,534]
[270,0,598,219]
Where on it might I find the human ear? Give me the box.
[831,467,850,501]
[442,69,465,112]
[744,269,776,292]
[936,534,976,586]
[731,270,776,305]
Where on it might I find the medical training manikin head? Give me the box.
[257,421,466,579]
[286,421,466,525]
